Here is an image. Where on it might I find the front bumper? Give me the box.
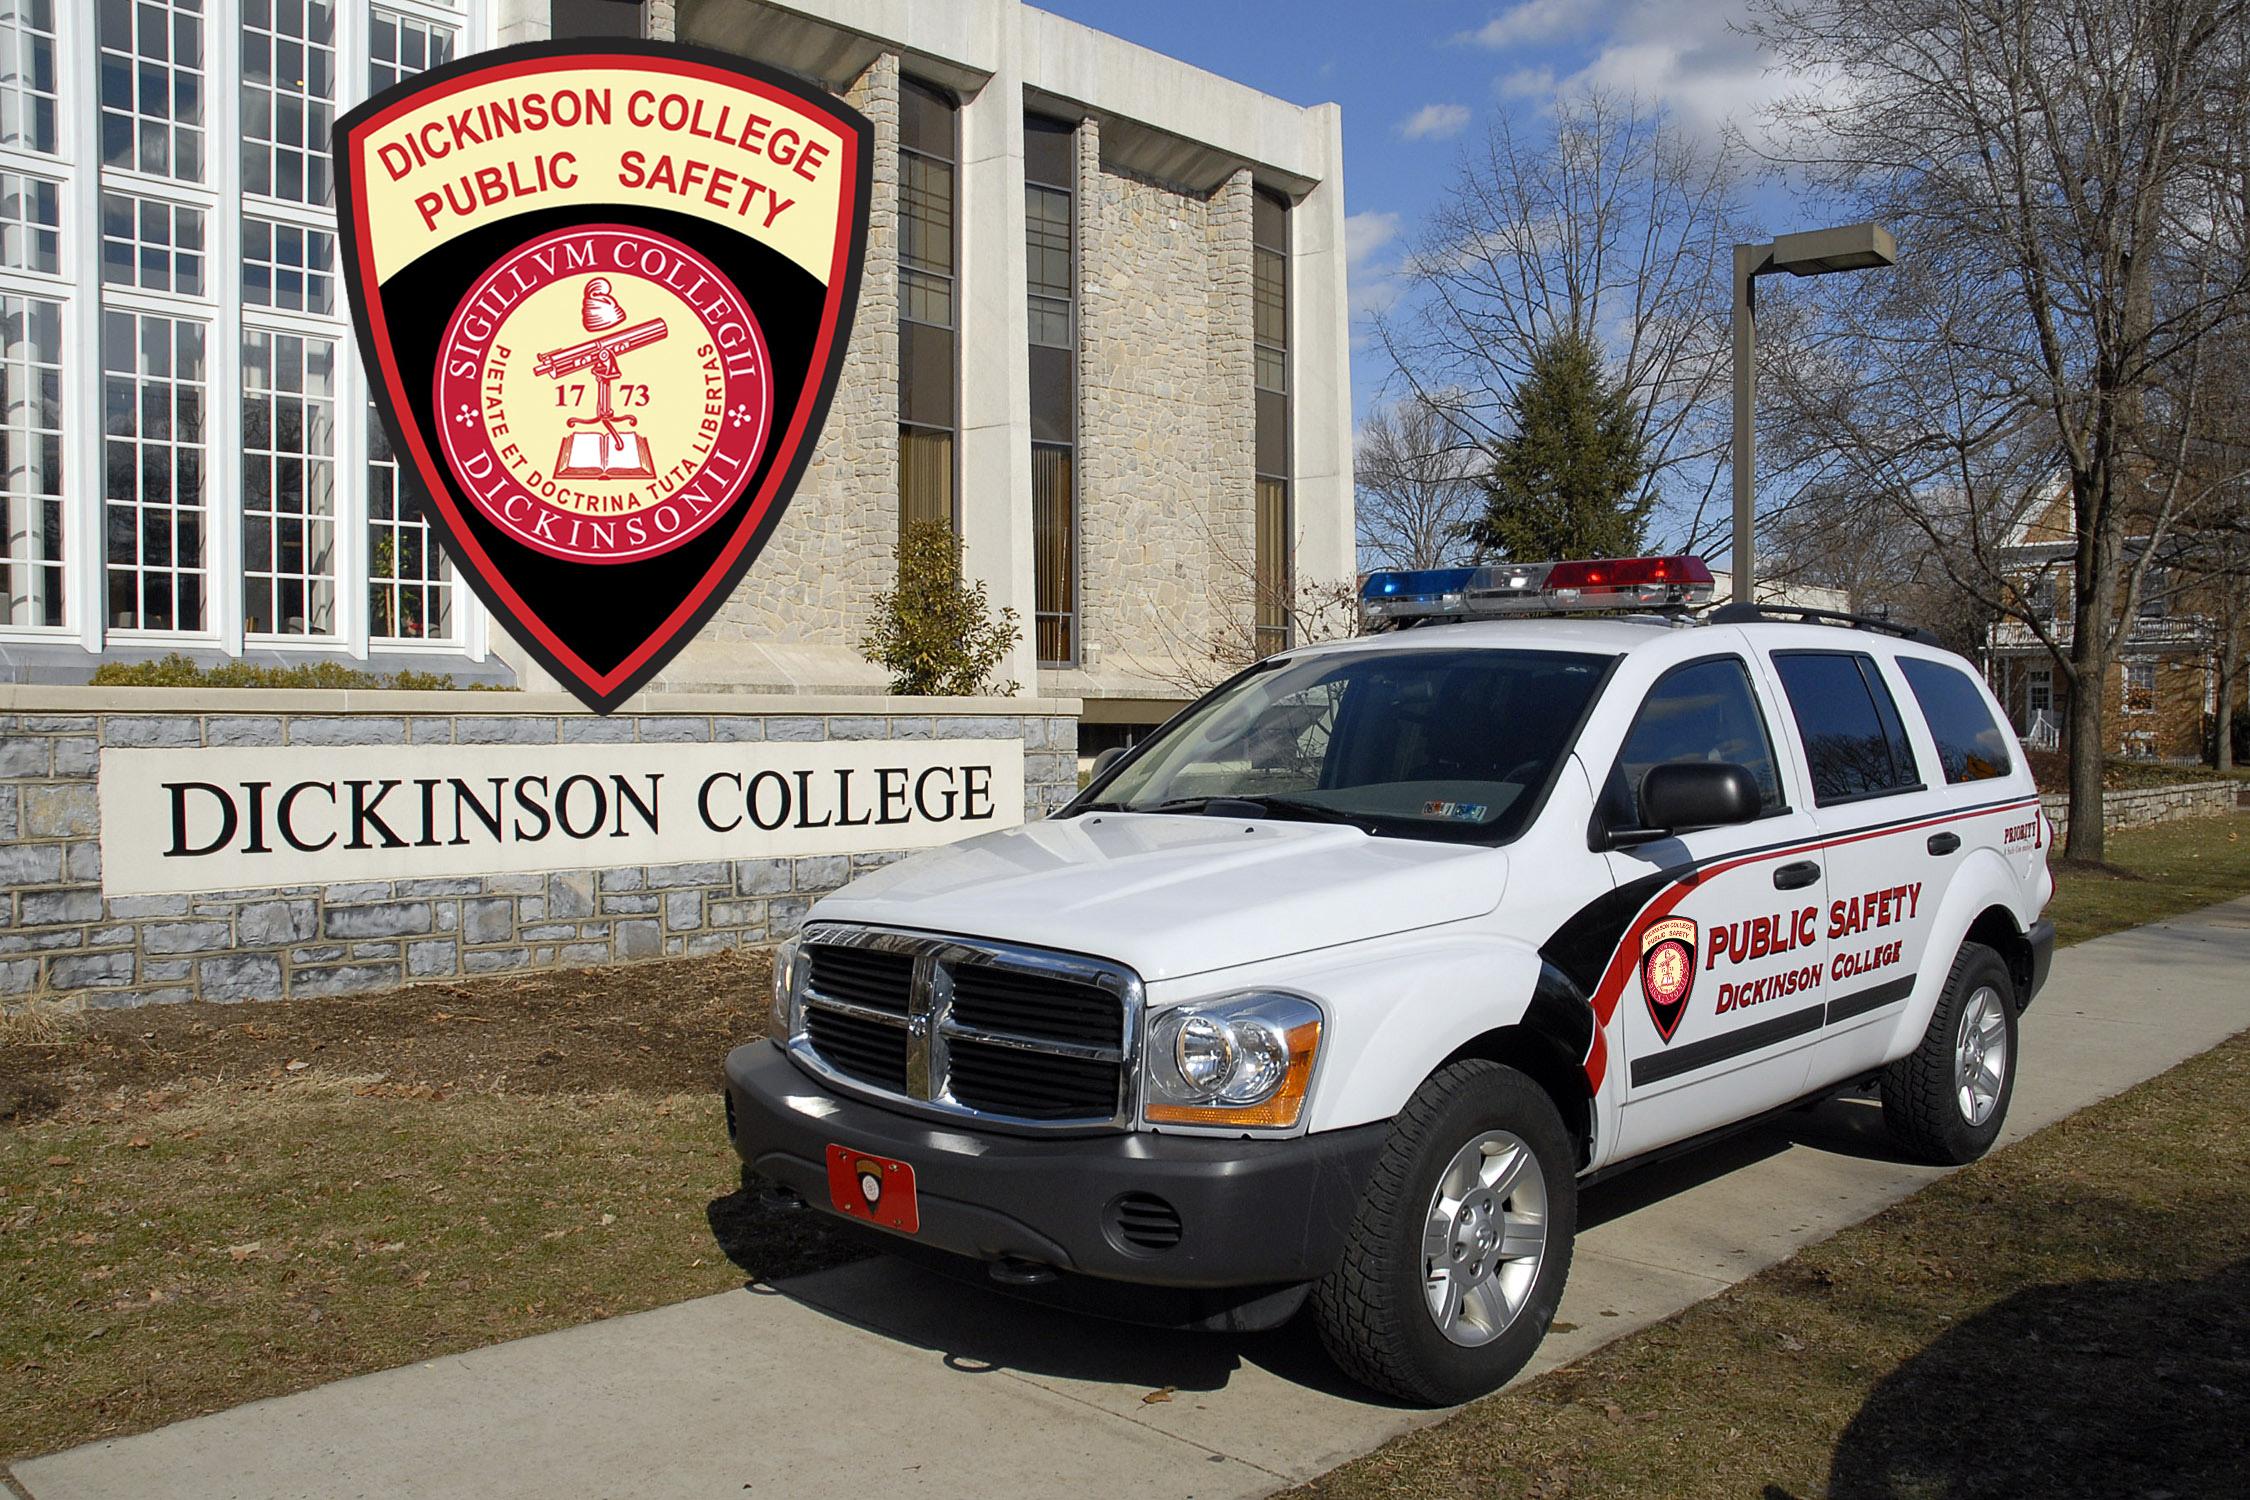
[2024,917,2055,1007]
[724,1043,1387,1290]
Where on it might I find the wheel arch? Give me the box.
[1879,851,2035,1061]
[1963,904,2036,1007]
[1439,1007,1598,1172]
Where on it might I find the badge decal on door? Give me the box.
[1639,916,1698,1043]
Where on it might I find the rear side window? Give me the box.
[1772,652,1922,805]
[1899,658,2013,783]
[1608,657,1783,825]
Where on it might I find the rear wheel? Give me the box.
[1881,942,2017,1165]
[1313,1060,1576,1405]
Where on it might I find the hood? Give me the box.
[808,812,1508,983]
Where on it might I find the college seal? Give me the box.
[335,42,870,711]
[1639,915,1698,1044]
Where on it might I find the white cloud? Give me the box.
[1461,0,1586,48]
[1497,65,1557,101]
[1345,210,1402,270]
[1479,1,1814,142]
[1398,102,1473,141]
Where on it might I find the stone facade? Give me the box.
[1073,146,1259,692]
[0,691,1078,1011]
[2040,780,2248,843]
[674,52,904,680]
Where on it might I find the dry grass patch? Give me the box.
[1289,1037,2249,1500]
[0,949,862,1464]
[2045,812,2250,947]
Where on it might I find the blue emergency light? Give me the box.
[1361,555,1716,624]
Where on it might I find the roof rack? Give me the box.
[1706,601,1941,647]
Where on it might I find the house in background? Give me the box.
[1985,484,2222,762]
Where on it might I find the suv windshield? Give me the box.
[1079,647,1613,844]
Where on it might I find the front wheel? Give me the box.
[1312,1060,1577,1405]
[1881,942,2018,1165]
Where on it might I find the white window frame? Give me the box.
[0,0,490,663]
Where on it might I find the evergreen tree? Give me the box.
[1470,331,1652,561]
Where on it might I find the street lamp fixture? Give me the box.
[1731,222,1897,602]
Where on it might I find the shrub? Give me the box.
[88,654,510,692]
[858,521,1021,697]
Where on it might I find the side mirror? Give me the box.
[1089,746,1126,778]
[1640,762,1762,835]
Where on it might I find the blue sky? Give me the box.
[1038,1,1802,426]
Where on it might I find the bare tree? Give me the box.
[1355,395,1483,570]
[1153,516,1366,695]
[1750,0,2250,860]
[1377,90,1748,553]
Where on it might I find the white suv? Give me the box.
[727,559,2055,1404]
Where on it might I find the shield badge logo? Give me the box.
[334,43,871,711]
[1639,916,1698,1044]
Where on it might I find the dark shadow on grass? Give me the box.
[1826,1258,2249,1499]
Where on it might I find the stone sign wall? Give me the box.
[1,688,1077,1010]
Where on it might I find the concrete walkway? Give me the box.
[15,899,2249,1500]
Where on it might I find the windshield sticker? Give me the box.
[1422,800,1489,821]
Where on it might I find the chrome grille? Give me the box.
[791,925,1141,1132]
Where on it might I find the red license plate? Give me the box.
[825,1144,919,1234]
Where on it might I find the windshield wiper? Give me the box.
[1129,794,1368,828]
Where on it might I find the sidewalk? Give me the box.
[15,899,2249,1500]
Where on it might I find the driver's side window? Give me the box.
[1607,657,1783,828]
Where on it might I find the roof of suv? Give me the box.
[1281,614,1965,666]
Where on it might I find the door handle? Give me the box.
[1927,832,1962,856]
[1773,860,1821,890]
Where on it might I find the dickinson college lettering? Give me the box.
[164,762,996,858]
[97,741,1027,898]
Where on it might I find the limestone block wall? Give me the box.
[0,689,1078,1011]
[1077,135,1258,686]
[682,51,903,659]
[2040,780,2248,843]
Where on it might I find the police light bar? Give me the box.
[1361,555,1715,623]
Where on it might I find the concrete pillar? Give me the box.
[954,12,1040,691]
[1290,103,1355,589]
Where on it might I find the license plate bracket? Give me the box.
[824,1144,920,1234]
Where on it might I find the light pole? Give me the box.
[1731,223,1897,603]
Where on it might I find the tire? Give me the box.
[1881,942,2018,1165]
[1312,1060,1577,1405]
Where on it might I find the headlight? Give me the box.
[1144,992,1322,1130]
[770,936,804,1039]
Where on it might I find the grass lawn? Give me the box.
[0,948,858,1465]
[2045,811,2250,946]
[1286,1032,2248,1500]
[4,814,2248,1471]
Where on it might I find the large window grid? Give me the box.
[240,327,335,636]
[367,6,453,93]
[242,0,337,206]
[366,399,450,641]
[0,0,484,660]
[1025,115,1077,668]
[99,0,205,182]
[1252,190,1291,657]
[101,191,207,295]
[0,291,62,626]
[101,309,207,632]
[0,0,59,157]
[241,215,334,313]
[0,168,57,272]
[897,79,957,536]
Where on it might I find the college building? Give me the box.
[0,0,1353,1010]
[0,0,1353,744]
